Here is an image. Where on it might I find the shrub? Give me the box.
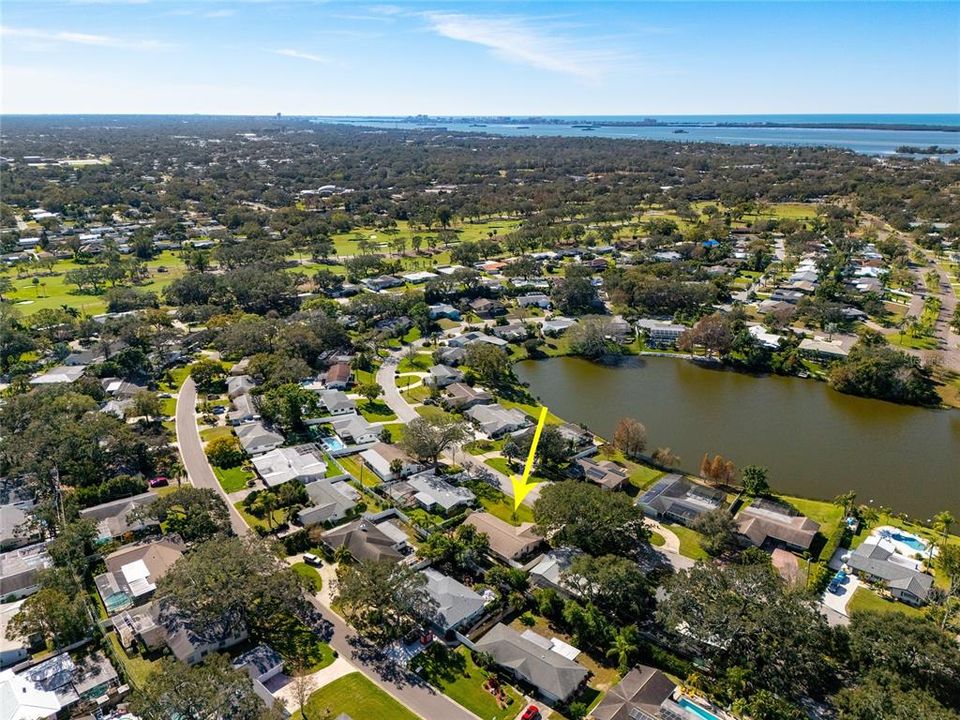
[205,435,244,468]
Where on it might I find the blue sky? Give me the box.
[2,1,958,115]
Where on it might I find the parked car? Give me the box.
[303,553,322,567]
[521,705,540,720]
[148,476,169,488]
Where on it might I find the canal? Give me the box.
[514,356,960,518]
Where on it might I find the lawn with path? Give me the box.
[415,644,523,720]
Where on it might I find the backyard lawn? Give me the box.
[415,644,523,720]
[466,479,535,525]
[338,454,378,486]
[213,465,253,493]
[107,632,162,688]
[780,495,844,529]
[358,399,397,422]
[294,672,420,720]
[234,501,285,531]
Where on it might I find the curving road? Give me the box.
[175,377,477,720]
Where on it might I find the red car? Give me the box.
[521,705,540,720]
[148,476,169,488]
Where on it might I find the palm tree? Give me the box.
[833,491,857,516]
[333,544,353,565]
[606,625,640,675]
[933,511,955,548]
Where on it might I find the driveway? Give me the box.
[174,377,250,536]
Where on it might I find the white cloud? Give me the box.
[422,12,613,80]
[273,48,329,64]
[0,25,169,50]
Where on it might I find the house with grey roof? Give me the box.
[636,318,687,348]
[425,364,463,389]
[297,481,359,527]
[331,414,379,445]
[421,568,489,634]
[0,502,36,552]
[464,403,531,438]
[0,542,53,599]
[228,393,259,425]
[590,665,679,720]
[517,293,551,309]
[227,374,256,399]
[575,457,629,491]
[30,364,86,385]
[846,540,934,606]
[151,599,248,665]
[637,474,726,526]
[79,492,160,542]
[528,547,584,598]
[492,323,528,341]
[316,389,356,416]
[541,317,576,335]
[322,517,407,563]
[235,422,284,456]
[360,443,423,482]
[386,472,475,515]
[475,623,589,704]
[448,331,508,348]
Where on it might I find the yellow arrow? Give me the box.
[512,406,549,510]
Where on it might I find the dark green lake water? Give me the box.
[515,356,960,518]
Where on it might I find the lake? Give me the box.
[314,114,960,159]
[515,356,960,518]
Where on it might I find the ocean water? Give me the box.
[312,114,960,159]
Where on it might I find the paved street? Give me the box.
[174,377,251,536]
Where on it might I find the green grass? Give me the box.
[664,522,710,561]
[497,398,564,425]
[294,672,420,720]
[291,562,323,592]
[415,645,523,720]
[650,531,666,547]
[234,501,286,530]
[847,587,926,619]
[107,632,161,688]
[397,354,432,373]
[780,495,844,529]
[466,479,535,526]
[463,438,503,456]
[213,465,253,493]
[401,384,432,403]
[200,425,233,442]
[358,400,397,422]
[338,454,379,486]
[3,250,188,315]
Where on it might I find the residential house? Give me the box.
[0,599,33,668]
[94,537,185,613]
[468,298,506,318]
[152,600,249,665]
[403,271,440,284]
[492,323,528,342]
[464,403,531,438]
[252,445,328,488]
[233,644,284,709]
[555,423,595,453]
[636,319,687,348]
[227,375,256,400]
[297,481,359,526]
[798,337,850,360]
[517,293,551,309]
[332,414,379,445]
[590,665,680,720]
[361,275,403,292]
[846,540,934,606]
[316,388,356,416]
[428,303,461,320]
[576,457,629,491]
[735,499,820,552]
[228,393,259,425]
[375,316,412,335]
[437,346,466,366]
[464,512,545,564]
[637,475,726,526]
[235,422,284,456]
[0,651,120,720]
[360,443,423,481]
[448,331,508,348]
[528,547,584,598]
[322,517,408,563]
[386,472,475,515]
[0,502,36,551]
[443,382,493,411]
[475,623,588,704]
[30,365,86,385]
[541,317,576,335]
[425,364,464,388]
[79,492,160,542]
[63,348,104,366]
[421,568,489,634]
[769,288,805,305]
[324,361,353,390]
[101,377,146,400]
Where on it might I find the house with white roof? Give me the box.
[252,445,328,488]
[30,365,86,385]
[235,422,284,456]
[297,481,359,526]
[386,472,476,515]
[360,443,423,481]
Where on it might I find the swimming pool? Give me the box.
[678,697,724,720]
[891,532,927,553]
[320,436,345,452]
